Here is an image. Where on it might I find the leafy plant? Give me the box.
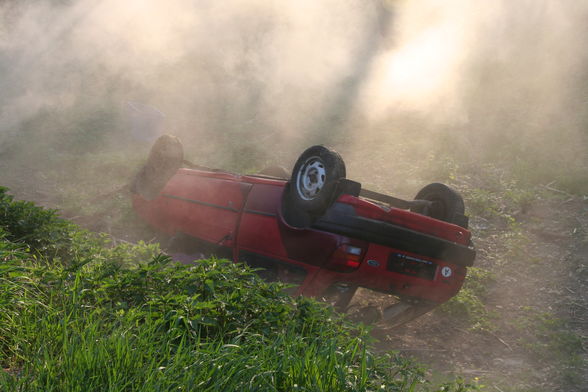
[0,187,477,391]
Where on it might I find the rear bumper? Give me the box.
[312,203,476,267]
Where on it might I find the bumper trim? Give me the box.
[312,203,476,267]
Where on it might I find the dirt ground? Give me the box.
[354,197,588,391]
[1,163,586,392]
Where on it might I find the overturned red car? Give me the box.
[131,135,475,325]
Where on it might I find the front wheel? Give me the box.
[131,134,183,200]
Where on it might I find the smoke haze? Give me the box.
[1,0,587,191]
[1,3,586,390]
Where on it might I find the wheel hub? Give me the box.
[296,157,326,200]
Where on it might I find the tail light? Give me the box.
[325,244,365,273]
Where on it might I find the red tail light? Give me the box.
[326,245,365,273]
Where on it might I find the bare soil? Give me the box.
[354,196,588,391]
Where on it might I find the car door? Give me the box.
[160,169,251,247]
[236,182,344,292]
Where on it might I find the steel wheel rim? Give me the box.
[295,157,326,200]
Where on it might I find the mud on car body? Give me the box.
[132,135,475,326]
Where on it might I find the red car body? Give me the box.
[132,167,475,307]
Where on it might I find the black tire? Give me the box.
[131,135,183,200]
[411,183,466,227]
[288,145,346,215]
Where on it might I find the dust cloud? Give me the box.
[0,0,587,190]
[0,0,386,165]
[352,0,588,190]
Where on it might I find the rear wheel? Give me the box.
[288,145,346,215]
[411,183,466,227]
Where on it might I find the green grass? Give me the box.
[0,187,478,391]
[439,267,495,330]
[512,309,586,388]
